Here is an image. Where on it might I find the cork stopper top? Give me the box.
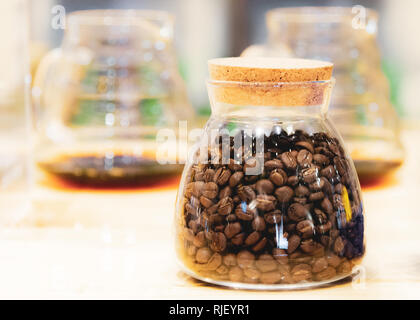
[207,57,334,107]
[208,57,333,83]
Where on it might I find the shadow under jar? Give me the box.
[175,57,365,289]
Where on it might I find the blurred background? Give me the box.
[29,0,419,119]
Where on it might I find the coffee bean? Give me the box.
[204,169,215,182]
[252,237,267,252]
[287,234,301,254]
[191,181,205,198]
[245,231,261,246]
[229,266,244,282]
[229,171,244,187]
[256,195,277,211]
[312,257,328,273]
[313,154,330,166]
[228,159,242,171]
[193,231,207,247]
[217,197,233,215]
[321,165,336,179]
[216,265,229,275]
[224,222,241,239]
[183,228,194,242]
[252,216,266,231]
[256,254,278,272]
[235,204,255,221]
[209,232,227,252]
[237,250,255,269]
[261,271,283,284]
[272,248,288,265]
[321,197,334,214]
[300,239,317,253]
[296,220,314,239]
[263,210,282,224]
[309,179,325,192]
[315,266,336,281]
[295,185,310,197]
[202,182,218,199]
[264,159,283,170]
[223,253,237,266]
[196,247,212,264]
[309,191,324,202]
[231,232,245,246]
[293,197,307,205]
[238,185,256,202]
[291,264,312,282]
[326,253,342,268]
[337,261,352,274]
[214,168,231,186]
[281,152,297,170]
[334,237,345,255]
[275,186,294,203]
[288,203,307,221]
[287,175,299,186]
[297,149,313,167]
[256,179,274,195]
[269,170,285,186]
[207,253,222,271]
[302,167,318,183]
[200,196,213,208]
[244,268,261,281]
[295,141,314,153]
[219,186,232,199]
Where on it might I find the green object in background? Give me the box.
[382,59,403,116]
[139,98,164,126]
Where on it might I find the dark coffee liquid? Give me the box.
[39,154,183,189]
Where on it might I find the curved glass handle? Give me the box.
[240,44,293,58]
[31,48,63,128]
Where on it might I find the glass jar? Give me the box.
[175,57,365,289]
[33,10,193,188]
[242,7,404,183]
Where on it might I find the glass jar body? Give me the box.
[175,88,365,289]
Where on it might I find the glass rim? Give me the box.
[266,6,378,24]
[67,9,175,26]
[207,78,335,87]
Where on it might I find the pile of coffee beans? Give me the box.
[177,127,364,285]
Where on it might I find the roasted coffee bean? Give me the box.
[202,182,218,199]
[321,197,334,214]
[297,149,313,167]
[244,268,261,281]
[296,220,314,239]
[229,171,244,187]
[281,151,297,170]
[224,222,242,239]
[223,253,237,266]
[269,170,285,186]
[207,203,219,215]
[217,197,233,215]
[337,261,352,274]
[206,253,222,271]
[295,141,314,153]
[264,159,283,170]
[193,231,207,248]
[313,153,330,166]
[312,257,328,273]
[214,168,231,186]
[204,169,215,182]
[183,228,195,242]
[295,185,310,197]
[252,216,266,231]
[245,231,261,246]
[231,232,246,246]
[237,250,255,269]
[287,234,301,254]
[229,266,244,282]
[191,181,205,198]
[302,167,318,184]
[335,183,344,194]
[321,165,336,179]
[226,214,237,222]
[291,264,312,282]
[252,237,267,252]
[188,220,199,233]
[196,247,212,264]
[272,248,288,265]
[200,196,213,208]
[256,195,277,211]
[326,253,342,268]
[256,254,278,272]
[333,194,343,210]
[293,197,307,205]
[300,239,317,253]
[219,186,232,199]
[288,203,307,221]
[309,191,324,202]
[334,237,345,255]
[275,186,294,203]
[287,175,299,187]
[309,179,325,192]
[256,179,275,195]
[216,265,229,275]
[238,185,256,202]
[209,232,227,252]
[263,210,282,224]
[317,221,332,234]
[235,205,255,221]
[228,159,242,171]
[315,266,336,281]
[187,244,197,256]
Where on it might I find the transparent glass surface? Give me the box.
[33,10,193,187]
[174,80,365,289]
[242,7,404,182]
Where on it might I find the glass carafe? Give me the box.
[242,7,404,183]
[175,57,365,289]
[33,10,193,188]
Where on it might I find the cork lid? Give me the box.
[208,57,334,106]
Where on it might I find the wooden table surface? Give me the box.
[0,128,419,299]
